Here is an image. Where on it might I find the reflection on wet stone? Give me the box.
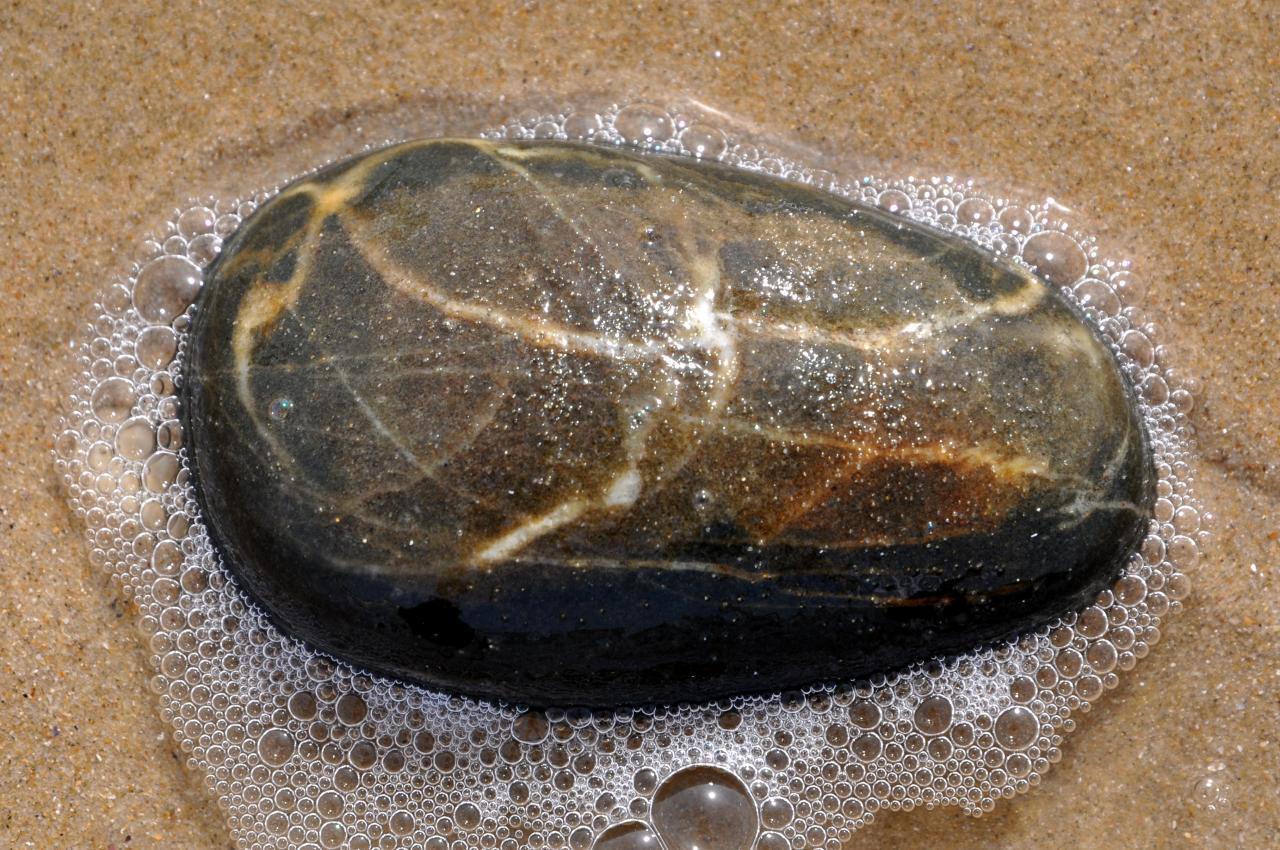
[182,138,1154,706]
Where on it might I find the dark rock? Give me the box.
[182,139,1153,706]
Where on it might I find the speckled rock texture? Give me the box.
[1,1,1276,848]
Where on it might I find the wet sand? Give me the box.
[2,2,1277,848]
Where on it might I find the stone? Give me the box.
[181,139,1154,707]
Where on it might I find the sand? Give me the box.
[1,2,1277,848]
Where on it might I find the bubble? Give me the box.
[513,711,550,743]
[86,441,111,472]
[216,213,242,236]
[848,700,880,730]
[1076,606,1109,639]
[531,119,560,139]
[137,500,165,532]
[91,377,136,423]
[1056,648,1083,678]
[319,821,346,848]
[116,417,156,461]
[716,709,741,730]
[1121,330,1155,369]
[634,768,659,795]
[177,206,216,238]
[852,734,882,761]
[565,112,602,139]
[652,767,757,850]
[1114,575,1147,606]
[1142,373,1170,406]
[569,826,595,850]
[993,708,1038,751]
[1167,570,1192,596]
[1022,231,1087,287]
[268,397,294,421]
[913,696,953,736]
[1172,506,1200,534]
[388,810,415,836]
[335,692,368,725]
[616,104,675,145]
[454,801,481,830]
[134,255,202,324]
[317,790,344,817]
[1074,278,1122,316]
[1191,769,1232,813]
[142,451,180,493]
[1076,675,1104,702]
[595,791,618,813]
[592,821,662,850]
[1008,676,1036,704]
[152,540,182,575]
[679,124,728,159]
[755,833,789,850]
[188,233,223,266]
[759,796,794,829]
[258,729,295,766]
[1086,640,1118,674]
[382,748,405,773]
[150,371,175,399]
[877,189,911,213]
[348,740,376,769]
[956,197,995,225]
[264,811,288,836]
[157,419,184,452]
[997,205,1032,234]
[135,326,178,369]
[101,282,133,315]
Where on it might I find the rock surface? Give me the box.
[182,139,1153,706]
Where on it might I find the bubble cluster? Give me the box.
[55,101,1208,850]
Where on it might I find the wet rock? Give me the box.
[182,139,1153,706]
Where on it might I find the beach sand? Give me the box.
[1,2,1276,848]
